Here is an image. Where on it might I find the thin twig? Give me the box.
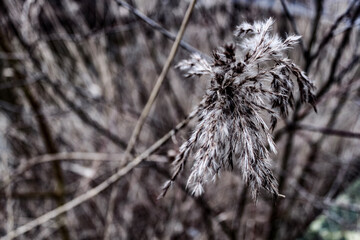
[39,23,138,43]
[22,85,70,240]
[0,116,192,240]
[124,0,197,162]
[103,1,197,239]
[310,0,358,61]
[325,154,352,199]
[292,180,360,213]
[279,0,305,53]
[315,3,360,101]
[232,185,248,237]
[47,82,128,149]
[289,75,355,211]
[304,0,323,72]
[0,152,124,190]
[0,152,170,192]
[114,0,210,60]
[153,165,235,239]
[267,9,360,234]
[306,0,323,57]
[294,123,360,139]
[336,55,360,83]
[0,0,128,151]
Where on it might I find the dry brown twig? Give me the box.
[0,116,192,240]
[0,152,167,196]
[279,0,305,53]
[114,0,210,60]
[102,1,198,239]
[0,152,126,191]
[0,1,199,238]
[293,124,360,139]
[121,0,197,162]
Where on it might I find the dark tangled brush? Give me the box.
[161,18,316,199]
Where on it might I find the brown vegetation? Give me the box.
[0,0,359,239]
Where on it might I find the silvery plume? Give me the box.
[161,18,316,199]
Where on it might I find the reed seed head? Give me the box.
[161,18,316,200]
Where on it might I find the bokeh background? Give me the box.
[0,0,359,239]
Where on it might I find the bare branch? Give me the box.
[279,0,305,53]
[311,0,358,61]
[294,123,360,139]
[47,82,128,149]
[0,116,191,240]
[103,1,198,238]
[114,0,210,60]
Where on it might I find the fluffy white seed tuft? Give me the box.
[161,18,316,200]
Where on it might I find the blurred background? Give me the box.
[0,0,359,239]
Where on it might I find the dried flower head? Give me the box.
[161,18,316,199]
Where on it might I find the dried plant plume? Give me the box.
[161,18,316,199]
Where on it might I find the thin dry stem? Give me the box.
[102,1,197,239]
[0,116,191,240]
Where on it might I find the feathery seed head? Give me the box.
[163,18,316,200]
